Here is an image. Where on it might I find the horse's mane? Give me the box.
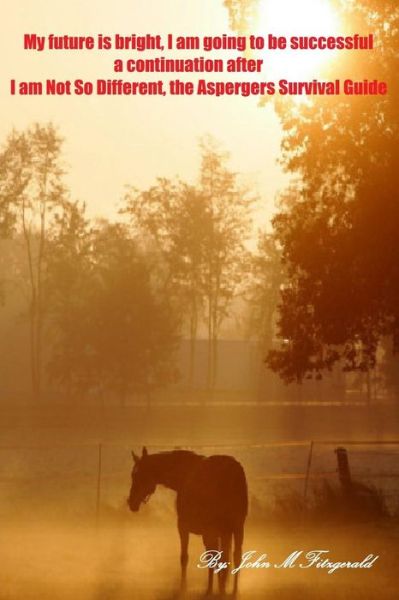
[156,449,203,458]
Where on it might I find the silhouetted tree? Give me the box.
[225,0,399,384]
[124,140,254,393]
[0,123,67,400]
[247,232,283,353]
[266,1,399,383]
[47,218,179,404]
[199,138,254,390]
[123,179,206,388]
[241,230,283,400]
[46,200,92,399]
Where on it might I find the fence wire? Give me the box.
[1,440,399,521]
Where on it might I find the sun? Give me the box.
[256,0,340,79]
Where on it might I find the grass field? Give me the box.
[1,403,399,599]
[2,518,398,599]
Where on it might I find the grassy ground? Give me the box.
[1,403,399,599]
[1,517,398,600]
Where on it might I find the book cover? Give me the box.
[0,1,397,599]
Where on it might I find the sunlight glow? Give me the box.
[257,0,340,79]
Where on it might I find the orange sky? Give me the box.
[0,0,288,223]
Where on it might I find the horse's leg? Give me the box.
[178,521,189,592]
[202,532,218,596]
[219,532,232,596]
[233,524,244,597]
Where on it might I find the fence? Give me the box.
[1,440,399,522]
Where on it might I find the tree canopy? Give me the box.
[225,0,399,383]
[47,216,180,402]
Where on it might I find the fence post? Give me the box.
[303,440,314,509]
[335,447,352,493]
[96,443,103,528]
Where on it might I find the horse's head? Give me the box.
[127,446,157,512]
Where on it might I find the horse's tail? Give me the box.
[233,461,247,567]
[233,463,248,567]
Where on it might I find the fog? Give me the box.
[1,404,399,599]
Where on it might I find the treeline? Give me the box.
[2,1,399,404]
[0,125,279,403]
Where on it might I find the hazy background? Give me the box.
[0,0,287,221]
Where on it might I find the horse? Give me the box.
[127,446,248,596]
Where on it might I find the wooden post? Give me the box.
[303,440,314,509]
[335,447,352,492]
[96,443,103,527]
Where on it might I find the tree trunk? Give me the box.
[35,162,49,403]
[29,297,39,401]
[211,300,218,391]
[207,293,213,394]
[188,298,198,390]
[23,200,40,402]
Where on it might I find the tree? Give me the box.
[266,1,399,383]
[169,184,211,387]
[223,0,259,33]
[245,230,284,398]
[47,218,179,404]
[45,200,93,399]
[247,231,283,351]
[124,139,254,393]
[92,222,180,403]
[199,138,254,390]
[0,123,67,400]
[224,0,399,384]
[123,179,206,388]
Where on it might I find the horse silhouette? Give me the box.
[128,447,248,596]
